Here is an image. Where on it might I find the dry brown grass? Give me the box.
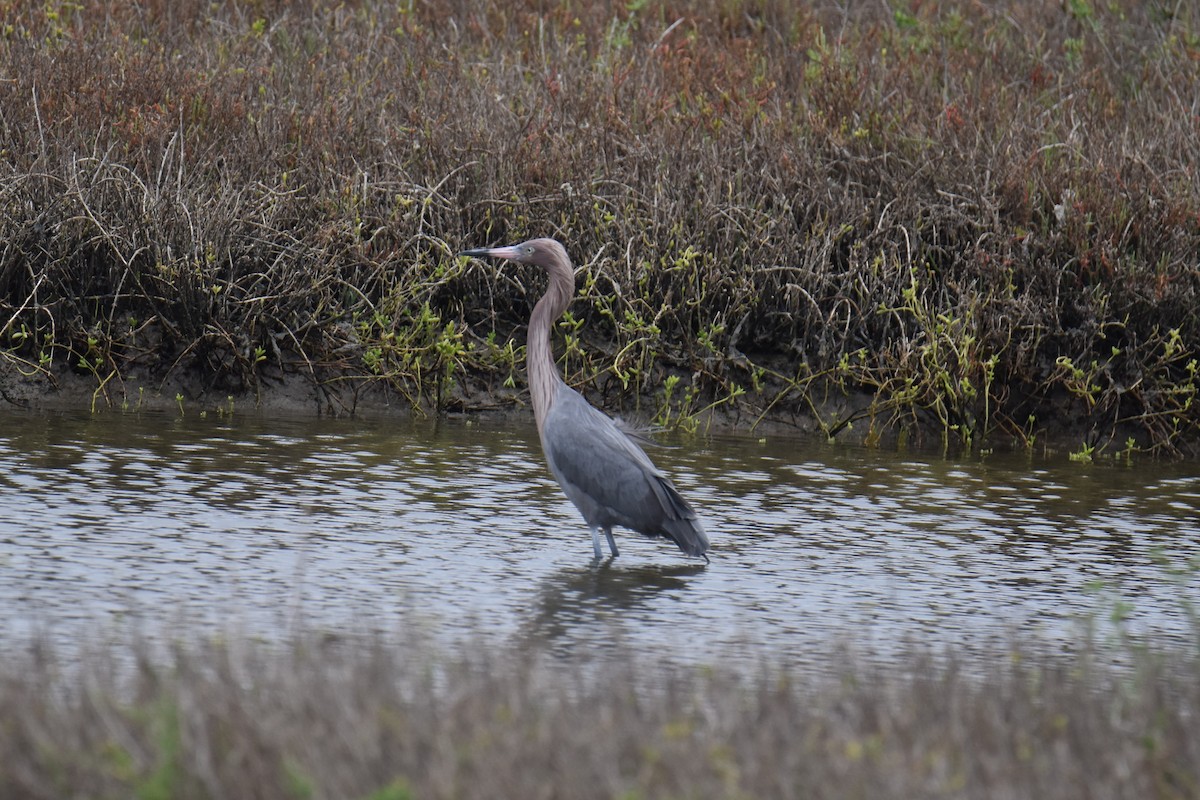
[1,631,1197,800]
[1,0,1198,452]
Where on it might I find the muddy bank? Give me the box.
[0,357,1127,461]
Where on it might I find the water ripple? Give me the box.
[1,410,1197,671]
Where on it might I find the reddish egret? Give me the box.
[460,238,710,562]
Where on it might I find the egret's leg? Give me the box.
[603,527,619,558]
[590,526,604,560]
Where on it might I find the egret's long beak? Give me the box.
[459,245,521,260]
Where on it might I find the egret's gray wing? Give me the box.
[542,389,708,557]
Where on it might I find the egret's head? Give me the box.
[459,238,569,268]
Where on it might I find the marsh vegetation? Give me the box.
[2,630,1198,800]
[0,0,1198,453]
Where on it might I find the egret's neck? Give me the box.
[527,255,575,435]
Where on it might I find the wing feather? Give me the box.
[543,391,658,520]
[541,389,708,557]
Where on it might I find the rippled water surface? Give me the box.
[2,410,1198,669]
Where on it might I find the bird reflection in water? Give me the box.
[519,561,708,656]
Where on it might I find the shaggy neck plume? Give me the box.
[527,247,574,435]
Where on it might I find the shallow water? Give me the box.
[1,409,1197,670]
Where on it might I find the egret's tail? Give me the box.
[651,475,710,559]
[662,514,710,559]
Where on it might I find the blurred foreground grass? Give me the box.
[1,630,1196,799]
